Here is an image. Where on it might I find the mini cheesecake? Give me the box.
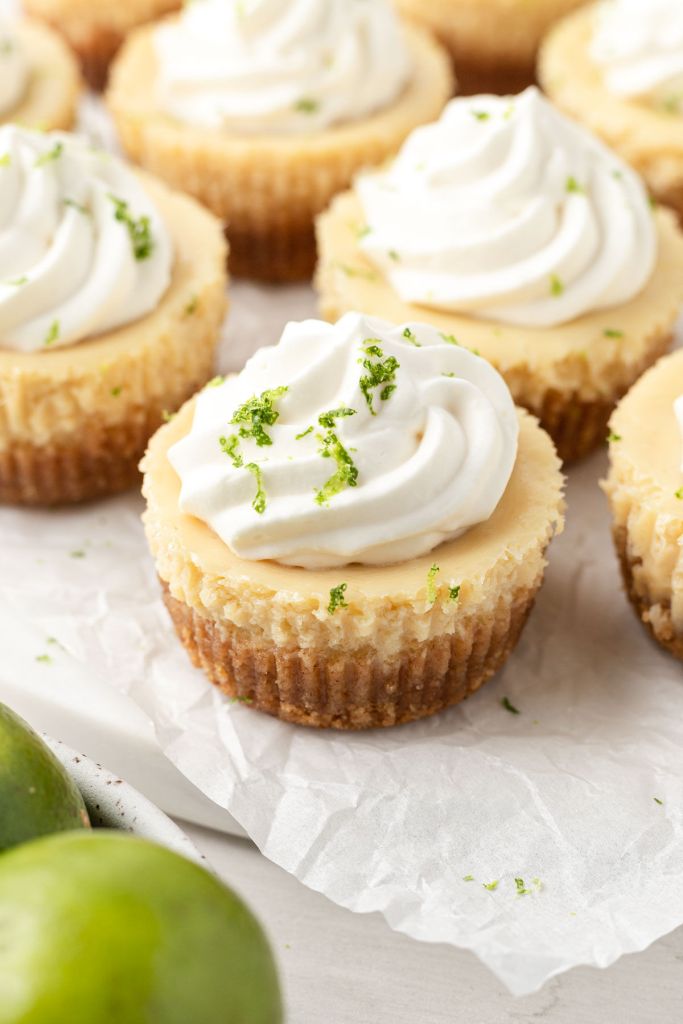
[141,314,564,729]
[0,18,81,130]
[604,350,683,660]
[106,1,454,283]
[0,128,228,506]
[316,89,683,462]
[24,0,179,90]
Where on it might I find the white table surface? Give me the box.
[183,823,683,1024]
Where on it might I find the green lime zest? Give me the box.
[219,434,243,468]
[358,340,400,415]
[230,386,288,447]
[43,320,60,347]
[550,274,564,297]
[35,142,63,168]
[107,193,154,261]
[566,176,585,194]
[246,463,266,515]
[318,407,356,429]
[426,564,440,605]
[315,430,358,506]
[328,583,349,615]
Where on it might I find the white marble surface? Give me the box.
[185,823,683,1023]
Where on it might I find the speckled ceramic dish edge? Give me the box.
[44,735,206,867]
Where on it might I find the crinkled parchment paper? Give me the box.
[2,285,683,995]
[1,68,683,995]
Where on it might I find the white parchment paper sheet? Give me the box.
[1,283,683,995]
[1,48,683,993]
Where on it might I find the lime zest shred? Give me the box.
[358,340,400,415]
[328,583,349,615]
[426,564,440,605]
[501,696,520,715]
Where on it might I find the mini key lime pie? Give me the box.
[105,0,454,282]
[24,0,179,90]
[0,15,80,130]
[603,350,683,660]
[316,87,683,462]
[394,0,587,95]
[540,0,683,219]
[0,125,227,506]
[141,312,564,730]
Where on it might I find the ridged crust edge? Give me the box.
[604,362,683,659]
[395,0,587,73]
[1,415,165,505]
[612,524,683,661]
[161,575,542,730]
[106,22,454,282]
[534,335,672,462]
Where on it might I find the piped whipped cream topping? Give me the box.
[591,0,683,110]
[0,126,173,353]
[675,396,683,473]
[356,87,657,329]
[168,312,519,570]
[154,0,411,135]
[0,19,28,117]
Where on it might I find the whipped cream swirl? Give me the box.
[169,313,519,570]
[591,0,683,109]
[0,19,28,117]
[0,126,172,353]
[154,0,411,135]
[357,87,657,329]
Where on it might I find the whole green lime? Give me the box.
[0,831,283,1024]
[0,703,89,850]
